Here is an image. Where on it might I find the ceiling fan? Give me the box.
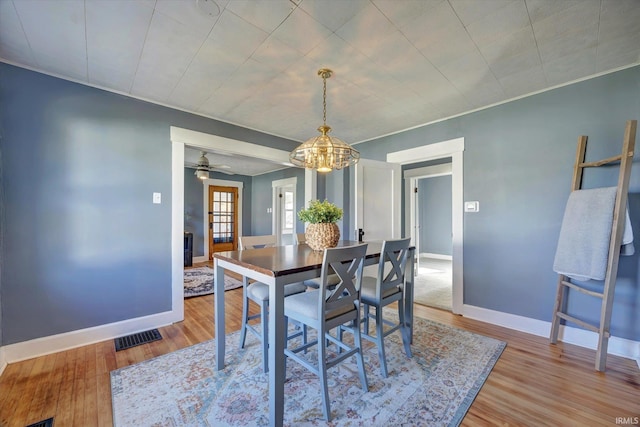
[189,151,234,179]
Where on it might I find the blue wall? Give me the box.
[419,175,452,256]
[355,65,640,341]
[250,168,306,236]
[2,60,639,347]
[0,63,298,345]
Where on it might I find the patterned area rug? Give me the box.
[184,266,243,298]
[111,313,506,426]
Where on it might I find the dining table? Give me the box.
[213,240,415,427]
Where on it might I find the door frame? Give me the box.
[199,179,243,262]
[272,177,297,246]
[405,162,452,263]
[170,126,305,323]
[387,137,464,314]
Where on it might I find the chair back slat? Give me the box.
[377,238,411,299]
[320,244,367,316]
[239,235,277,250]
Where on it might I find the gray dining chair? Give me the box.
[359,237,412,378]
[283,244,369,422]
[238,235,307,373]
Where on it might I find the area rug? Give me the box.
[184,266,243,298]
[111,313,506,426]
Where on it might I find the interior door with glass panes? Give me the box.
[209,185,238,258]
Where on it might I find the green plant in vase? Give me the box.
[298,200,342,250]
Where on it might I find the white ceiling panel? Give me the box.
[224,0,295,33]
[1,0,638,148]
[0,0,37,66]
[271,7,331,55]
[299,0,369,32]
[464,1,530,47]
[130,11,205,101]
[12,0,87,80]
[85,0,153,92]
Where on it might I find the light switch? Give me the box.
[153,192,162,204]
[464,201,479,212]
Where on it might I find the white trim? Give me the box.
[387,138,464,164]
[171,141,186,322]
[171,127,293,167]
[462,304,640,365]
[387,138,464,314]
[351,63,640,145]
[304,169,317,208]
[193,255,208,263]
[420,253,453,260]
[0,346,7,376]
[170,126,299,324]
[4,59,638,148]
[405,163,454,270]
[2,311,178,364]
[271,177,297,245]
[202,179,243,259]
[404,163,452,179]
[3,300,636,366]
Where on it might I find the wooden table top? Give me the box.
[214,240,385,277]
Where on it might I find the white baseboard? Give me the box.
[2,310,181,364]
[420,253,452,260]
[0,346,7,376]
[193,255,208,263]
[462,304,640,365]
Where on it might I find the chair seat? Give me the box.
[248,281,308,302]
[360,276,400,304]
[285,289,354,321]
[303,273,340,289]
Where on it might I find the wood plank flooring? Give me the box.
[1,280,638,426]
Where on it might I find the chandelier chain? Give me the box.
[322,74,327,126]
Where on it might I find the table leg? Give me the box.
[405,247,415,344]
[268,279,286,426]
[214,259,225,370]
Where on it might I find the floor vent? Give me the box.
[114,329,162,351]
[26,418,54,427]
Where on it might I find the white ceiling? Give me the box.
[2,0,640,174]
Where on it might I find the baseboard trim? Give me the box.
[420,253,452,260]
[2,310,181,364]
[3,302,637,369]
[462,304,640,364]
[193,255,208,263]
[0,346,7,376]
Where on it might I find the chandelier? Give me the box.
[289,68,360,173]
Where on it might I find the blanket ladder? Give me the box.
[549,119,637,371]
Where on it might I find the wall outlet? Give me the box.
[153,192,162,204]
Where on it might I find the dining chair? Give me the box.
[294,232,306,244]
[283,244,369,422]
[238,235,307,373]
[359,237,412,378]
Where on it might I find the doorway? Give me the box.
[208,185,238,258]
[272,177,297,246]
[407,165,453,311]
[388,137,464,314]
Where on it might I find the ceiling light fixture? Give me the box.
[289,68,360,173]
[195,151,210,180]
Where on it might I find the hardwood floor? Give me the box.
[1,285,638,426]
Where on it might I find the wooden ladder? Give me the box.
[549,120,637,371]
